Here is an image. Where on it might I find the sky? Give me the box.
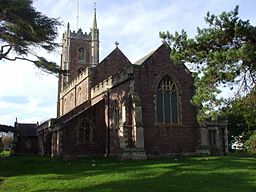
[0,0,256,126]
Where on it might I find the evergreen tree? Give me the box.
[0,0,64,74]
[224,92,256,145]
[160,6,256,121]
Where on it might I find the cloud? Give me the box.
[0,95,30,105]
[0,58,57,125]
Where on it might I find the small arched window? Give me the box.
[156,76,179,124]
[78,121,93,144]
[113,100,121,128]
[78,47,85,61]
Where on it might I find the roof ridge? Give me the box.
[133,43,167,65]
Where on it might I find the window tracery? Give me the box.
[156,76,179,124]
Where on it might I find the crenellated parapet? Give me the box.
[59,66,134,117]
[91,67,134,98]
[70,29,90,40]
[58,68,90,116]
[60,68,89,97]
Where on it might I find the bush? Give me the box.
[0,139,3,153]
[0,150,10,157]
[244,132,256,154]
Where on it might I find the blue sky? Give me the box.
[0,0,256,126]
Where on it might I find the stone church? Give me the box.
[37,7,228,159]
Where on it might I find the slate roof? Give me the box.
[92,47,132,86]
[133,48,158,65]
[98,47,132,67]
[133,43,173,66]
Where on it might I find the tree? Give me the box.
[244,132,256,154]
[1,135,13,150]
[160,6,256,121]
[0,0,65,74]
[224,92,256,146]
[0,137,3,152]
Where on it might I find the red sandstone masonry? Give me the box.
[56,43,200,157]
[69,39,91,80]
[134,44,199,155]
[92,47,132,86]
[61,100,106,156]
[106,81,131,155]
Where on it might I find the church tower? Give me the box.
[59,6,99,90]
[57,5,99,117]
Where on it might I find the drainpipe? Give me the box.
[106,91,110,157]
[104,69,133,157]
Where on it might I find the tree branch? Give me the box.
[3,55,35,63]
[0,44,13,60]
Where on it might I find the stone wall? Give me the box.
[92,48,132,86]
[69,37,91,80]
[59,69,90,116]
[134,44,199,155]
[106,81,131,156]
[15,136,38,155]
[54,43,202,158]
[61,100,106,157]
[37,129,52,156]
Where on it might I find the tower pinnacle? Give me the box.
[93,1,97,29]
[90,0,99,66]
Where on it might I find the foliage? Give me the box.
[225,91,256,145]
[244,132,256,154]
[1,135,13,149]
[0,0,66,75]
[0,156,255,192]
[160,6,256,121]
[0,150,10,157]
[0,138,3,153]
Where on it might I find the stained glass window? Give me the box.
[156,76,179,124]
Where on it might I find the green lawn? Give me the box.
[0,155,255,192]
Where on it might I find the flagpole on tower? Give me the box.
[76,0,80,30]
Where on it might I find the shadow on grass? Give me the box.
[0,156,255,192]
[0,156,255,176]
[34,165,256,192]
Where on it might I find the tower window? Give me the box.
[156,76,179,124]
[78,47,85,61]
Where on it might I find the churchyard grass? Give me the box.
[0,155,255,192]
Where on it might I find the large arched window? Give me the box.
[156,76,179,124]
[78,47,85,61]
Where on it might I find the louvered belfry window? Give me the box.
[156,76,179,124]
[78,47,85,61]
